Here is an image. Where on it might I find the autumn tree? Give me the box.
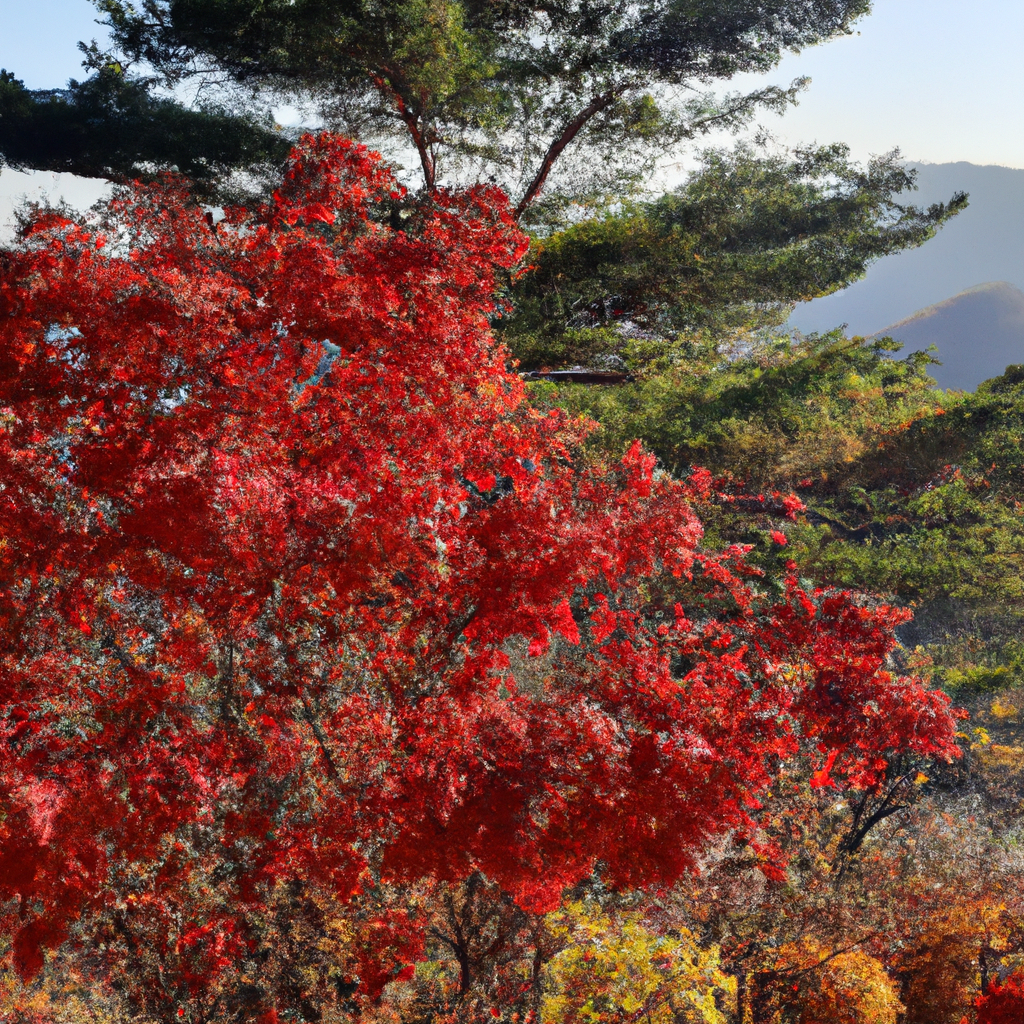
[975,975,1024,1024]
[0,134,960,1021]
[541,901,730,1024]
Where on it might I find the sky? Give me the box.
[702,0,1024,170]
[2,0,1024,228]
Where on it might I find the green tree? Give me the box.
[0,66,290,199]
[505,144,966,371]
[533,323,1024,714]
[4,0,871,217]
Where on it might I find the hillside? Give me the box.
[872,281,1024,390]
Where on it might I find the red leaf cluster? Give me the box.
[975,976,1024,1023]
[0,134,960,993]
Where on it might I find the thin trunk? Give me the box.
[894,971,911,1024]
[398,102,436,192]
[521,368,633,385]
[750,972,774,1024]
[300,693,342,784]
[372,73,436,192]
[736,972,748,1024]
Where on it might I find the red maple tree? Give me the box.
[0,135,960,1011]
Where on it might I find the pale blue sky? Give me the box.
[728,0,1024,170]
[0,0,110,89]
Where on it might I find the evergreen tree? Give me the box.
[505,143,966,371]
[5,0,872,217]
[0,66,290,199]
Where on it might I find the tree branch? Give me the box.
[371,72,436,192]
[299,692,342,785]
[835,774,915,879]
[514,87,623,219]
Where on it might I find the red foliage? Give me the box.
[975,976,1024,1023]
[0,134,960,997]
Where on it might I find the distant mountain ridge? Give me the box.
[871,281,1024,391]
[789,162,1024,341]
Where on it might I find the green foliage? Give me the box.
[0,66,290,197]
[528,331,941,481]
[920,639,1024,696]
[89,0,870,214]
[528,329,1024,702]
[788,364,1024,609]
[504,144,966,369]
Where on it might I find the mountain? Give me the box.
[788,162,1024,339]
[872,281,1024,391]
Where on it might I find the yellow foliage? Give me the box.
[975,744,1024,770]
[990,697,1018,720]
[542,902,732,1024]
[796,952,902,1024]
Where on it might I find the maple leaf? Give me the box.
[809,750,839,790]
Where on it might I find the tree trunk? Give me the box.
[736,971,748,1024]
[750,971,775,1024]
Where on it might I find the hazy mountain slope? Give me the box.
[871,281,1024,391]
[788,162,1024,337]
